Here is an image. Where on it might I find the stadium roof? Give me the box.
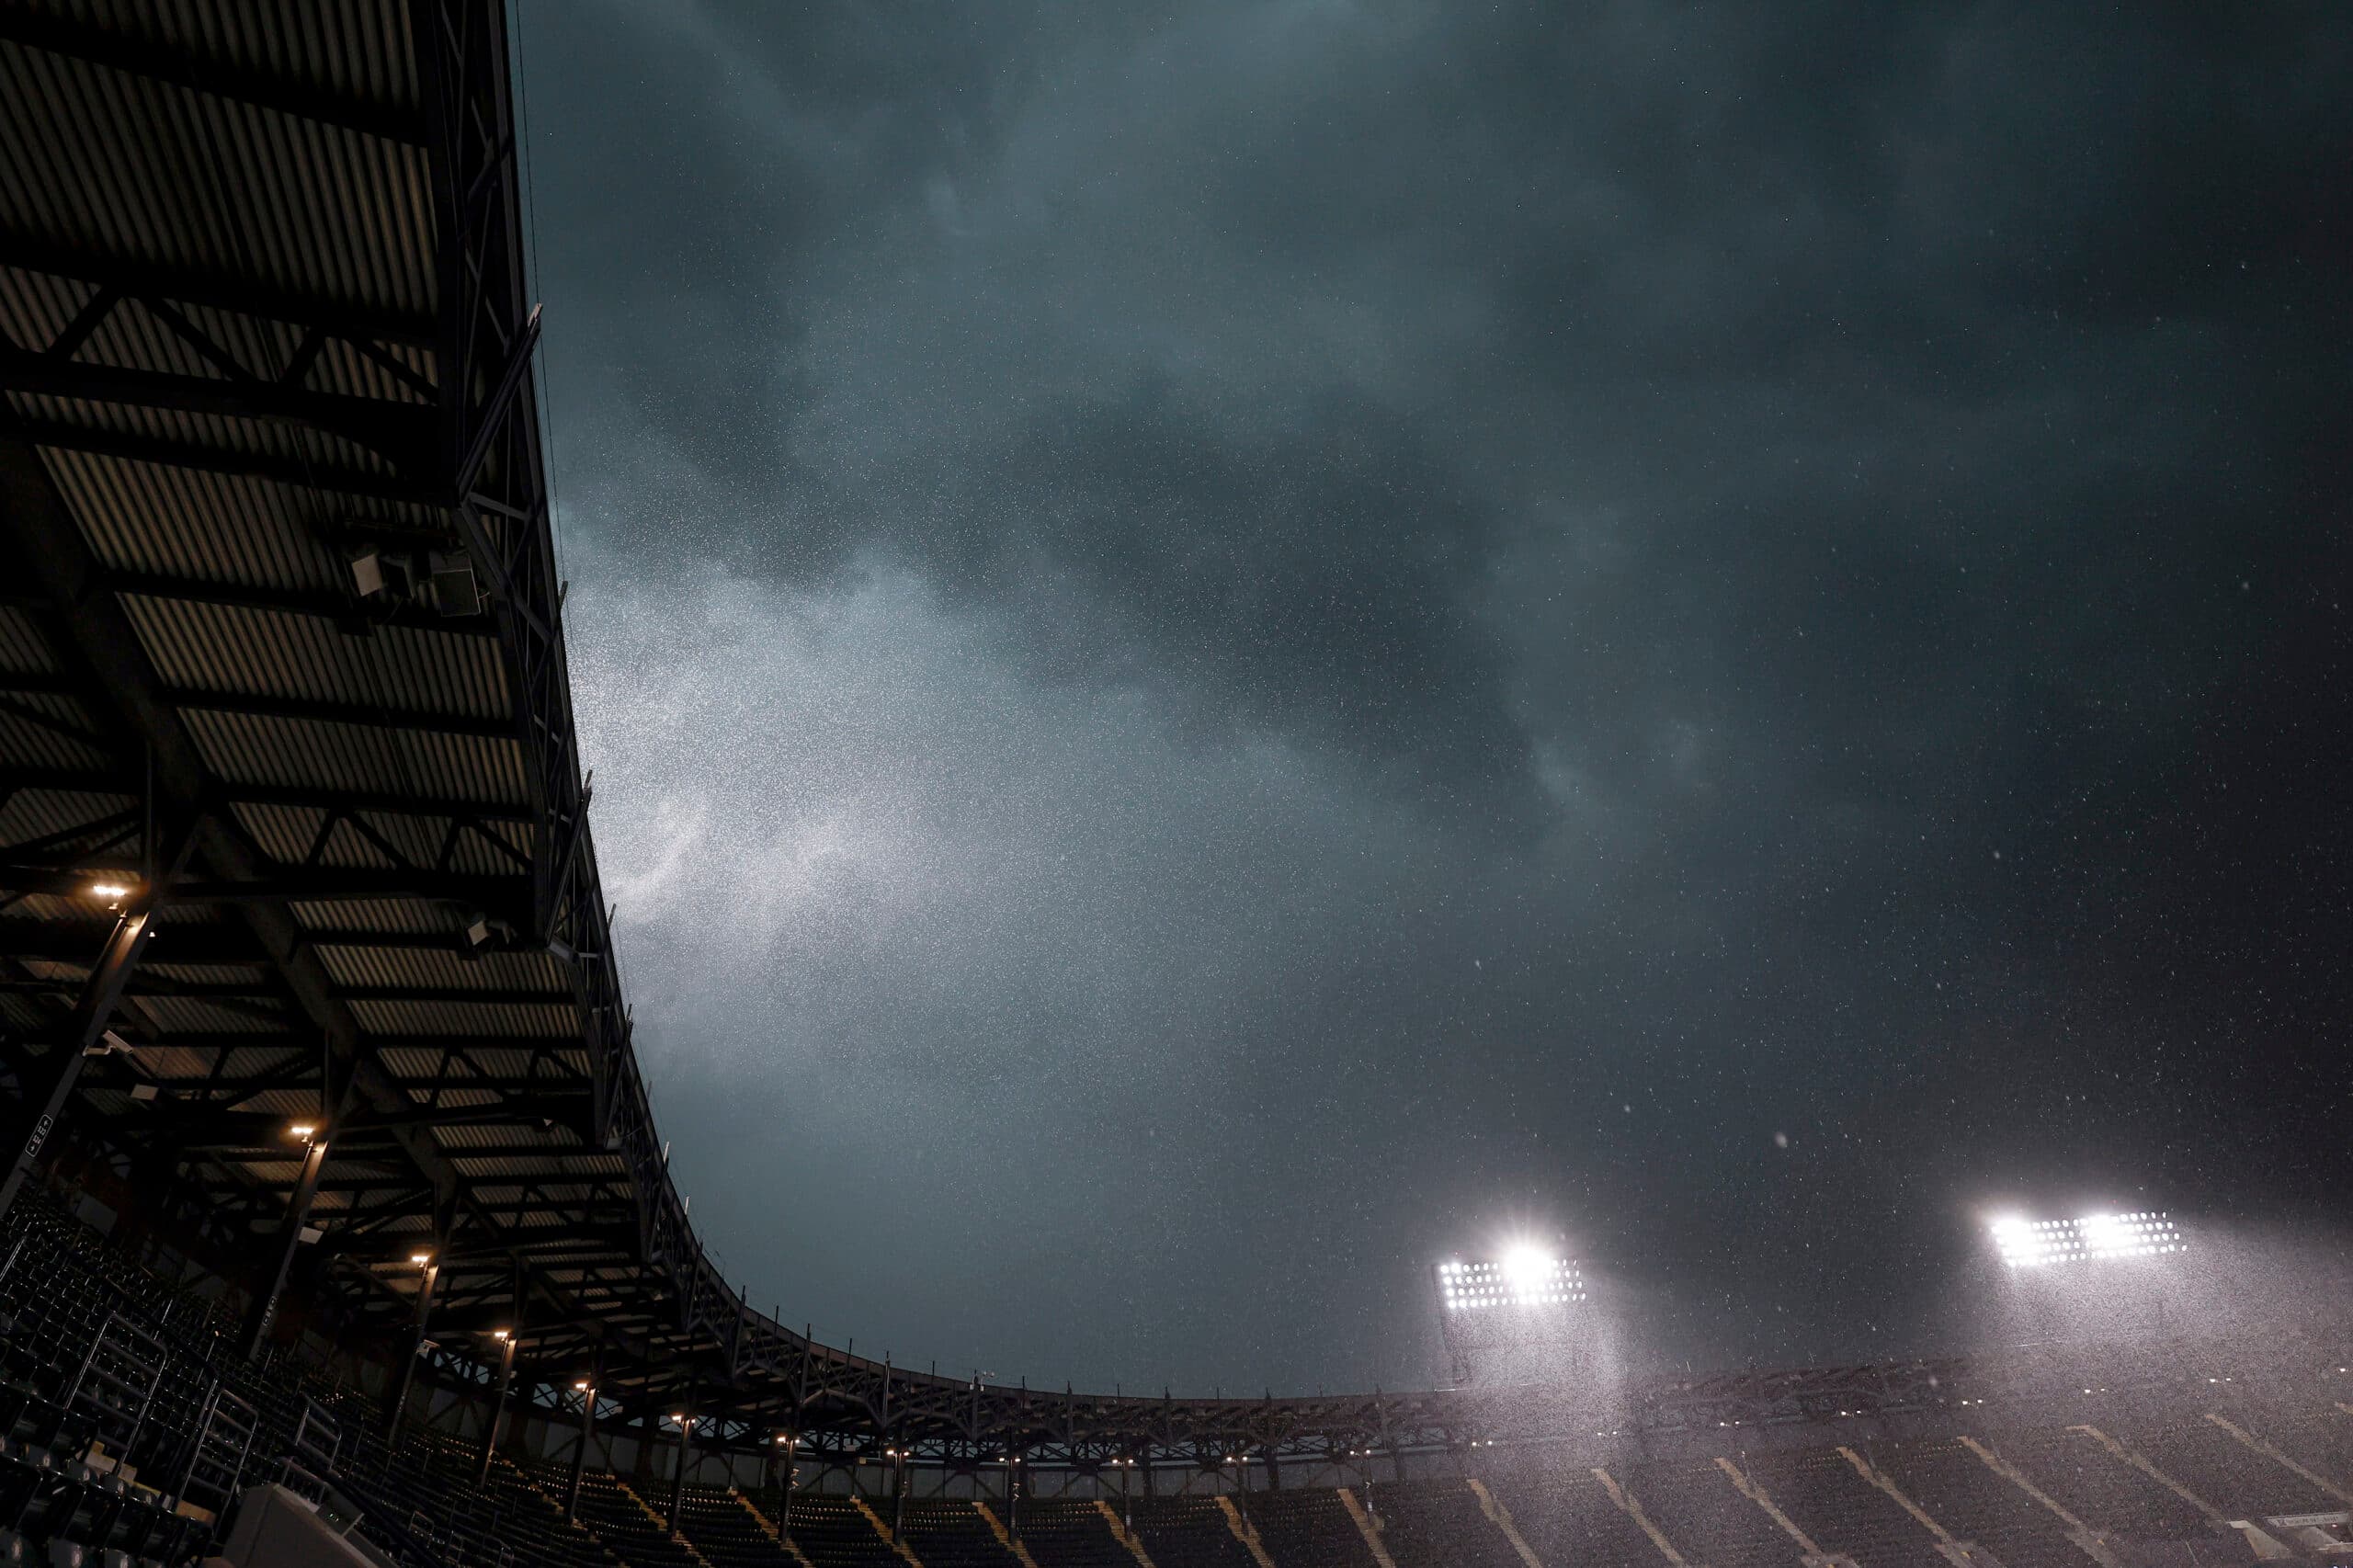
[0,0,1495,1464]
[3,3,2348,1476]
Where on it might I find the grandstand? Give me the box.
[4,5,2353,1568]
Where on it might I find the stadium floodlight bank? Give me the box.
[1991,1211,2186,1268]
[1433,1245,1597,1385]
[1436,1253,1589,1310]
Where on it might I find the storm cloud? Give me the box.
[522,1,2353,1391]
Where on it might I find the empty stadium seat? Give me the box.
[1612,1460,1802,1568]
[1870,1438,2087,1568]
[1485,1469,1663,1568]
[1361,1479,1517,1568]
[1128,1496,1256,1568]
[1006,1499,1132,1568]
[1240,1490,1379,1568]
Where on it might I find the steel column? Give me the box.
[474,1262,524,1483]
[668,1409,693,1531]
[383,1256,442,1432]
[242,1127,333,1358]
[0,823,196,1220]
[566,1341,603,1522]
[778,1432,798,1541]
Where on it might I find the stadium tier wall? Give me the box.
[8,1182,2353,1568]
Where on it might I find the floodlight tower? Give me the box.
[1985,1209,2189,1344]
[1432,1241,1591,1387]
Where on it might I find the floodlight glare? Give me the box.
[1434,1250,1588,1311]
[1991,1210,2185,1268]
[88,882,131,900]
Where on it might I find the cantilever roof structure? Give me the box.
[4,1,2347,1487]
[0,0,1495,1468]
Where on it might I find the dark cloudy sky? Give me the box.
[517,2,2351,1394]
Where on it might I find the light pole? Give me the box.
[566,1375,598,1522]
[475,1327,515,1485]
[771,1433,800,1540]
[666,1413,694,1533]
[385,1250,438,1433]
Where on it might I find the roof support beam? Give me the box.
[98,571,500,637]
[0,415,514,1277]
[3,672,515,734]
[1,765,533,824]
[8,417,441,505]
[0,229,440,347]
[0,920,581,964]
[0,8,430,145]
[0,347,438,473]
[0,861,534,925]
[0,812,199,1220]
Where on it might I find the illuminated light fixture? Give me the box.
[493,1328,510,1341]
[1990,1211,2185,1268]
[88,881,131,900]
[289,1123,318,1141]
[575,1381,592,1392]
[1436,1251,1589,1311]
[410,1252,433,1266]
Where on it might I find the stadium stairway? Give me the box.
[1484,1469,1670,1568]
[1738,1447,1945,1568]
[571,1471,713,1568]
[1003,1499,1136,1568]
[676,1483,812,1568]
[899,1499,1024,1568]
[2117,1416,2344,1519]
[386,1442,620,1568]
[1612,1458,1804,1568]
[1130,1495,1258,1568]
[789,1494,912,1568]
[2228,1411,2353,1500]
[1362,1480,1520,1568]
[1243,1488,1382,1568]
[1870,1437,2090,1568]
[1987,1428,2213,1543]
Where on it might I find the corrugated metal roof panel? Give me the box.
[374,1044,550,1079]
[15,391,397,480]
[179,707,526,802]
[0,787,139,851]
[0,608,61,674]
[435,1120,580,1151]
[41,0,420,115]
[347,999,575,1038]
[45,442,343,592]
[318,944,566,992]
[0,698,111,769]
[122,1041,222,1080]
[291,896,460,935]
[0,264,89,352]
[73,291,261,381]
[0,43,433,314]
[121,593,509,715]
[138,960,270,984]
[130,994,291,1034]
